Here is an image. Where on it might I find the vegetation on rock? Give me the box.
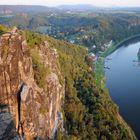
[20,30,136,140]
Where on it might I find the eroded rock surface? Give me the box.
[0,28,63,140]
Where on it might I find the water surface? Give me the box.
[105,41,140,139]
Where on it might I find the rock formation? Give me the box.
[0,28,63,140]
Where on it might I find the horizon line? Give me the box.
[0,4,140,8]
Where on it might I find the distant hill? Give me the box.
[57,4,140,12]
[57,4,98,11]
[0,5,140,14]
[0,5,57,13]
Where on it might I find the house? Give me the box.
[104,40,113,48]
[70,40,75,44]
[89,52,97,61]
[92,45,96,49]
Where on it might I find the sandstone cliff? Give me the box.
[0,28,63,140]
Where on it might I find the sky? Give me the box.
[0,0,140,7]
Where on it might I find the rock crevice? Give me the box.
[0,28,63,139]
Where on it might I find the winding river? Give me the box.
[105,39,140,139]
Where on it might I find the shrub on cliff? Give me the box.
[31,49,49,88]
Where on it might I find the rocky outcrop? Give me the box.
[0,28,63,139]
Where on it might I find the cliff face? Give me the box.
[0,28,63,139]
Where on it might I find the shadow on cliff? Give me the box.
[0,103,20,140]
[33,136,50,140]
[0,103,51,140]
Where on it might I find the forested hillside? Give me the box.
[1,7,140,52]
[18,29,136,139]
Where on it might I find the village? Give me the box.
[89,40,113,62]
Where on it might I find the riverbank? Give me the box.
[101,34,140,58]
[95,34,140,86]
[94,35,140,140]
[95,57,105,87]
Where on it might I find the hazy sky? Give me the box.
[0,0,140,7]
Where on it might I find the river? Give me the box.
[105,40,140,139]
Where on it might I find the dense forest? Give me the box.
[1,7,140,53]
[9,28,135,139]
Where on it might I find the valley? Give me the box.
[0,4,140,140]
